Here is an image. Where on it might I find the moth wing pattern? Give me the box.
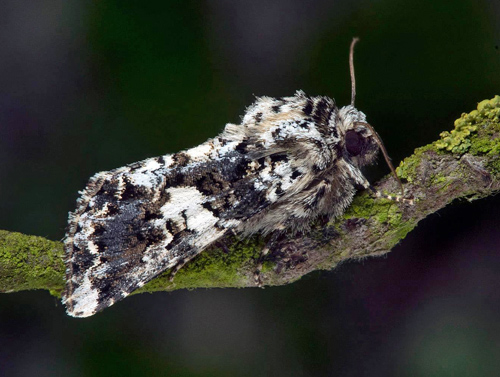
[64,91,376,317]
[64,143,267,317]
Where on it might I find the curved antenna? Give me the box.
[356,121,405,196]
[349,37,360,106]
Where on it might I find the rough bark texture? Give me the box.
[1,96,499,297]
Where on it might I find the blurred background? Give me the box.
[1,0,499,376]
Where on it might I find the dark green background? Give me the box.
[1,1,499,376]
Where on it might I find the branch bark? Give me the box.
[1,96,499,297]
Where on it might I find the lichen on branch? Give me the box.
[0,96,499,297]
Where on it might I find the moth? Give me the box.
[63,38,408,317]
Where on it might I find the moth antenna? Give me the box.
[350,39,404,197]
[349,37,360,106]
[357,121,405,196]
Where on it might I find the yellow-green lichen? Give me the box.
[436,95,500,154]
[467,100,500,176]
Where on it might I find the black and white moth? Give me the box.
[63,39,409,317]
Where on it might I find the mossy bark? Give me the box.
[1,96,499,298]
[0,230,65,295]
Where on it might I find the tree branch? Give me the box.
[1,96,499,297]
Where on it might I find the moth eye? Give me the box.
[345,130,363,156]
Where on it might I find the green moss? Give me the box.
[487,156,500,177]
[387,205,403,227]
[433,175,448,184]
[396,144,436,183]
[427,173,455,193]
[0,230,65,295]
[138,236,263,293]
[342,192,377,219]
[436,95,500,154]
[385,220,417,248]
[342,192,403,229]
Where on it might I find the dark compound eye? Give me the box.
[345,130,363,156]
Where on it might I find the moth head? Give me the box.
[341,37,404,195]
[342,38,381,168]
[344,122,379,167]
[338,106,403,195]
[338,106,379,168]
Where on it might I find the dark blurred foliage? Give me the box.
[0,1,499,376]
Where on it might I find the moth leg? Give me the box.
[356,174,414,205]
[254,232,282,287]
[368,185,414,205]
